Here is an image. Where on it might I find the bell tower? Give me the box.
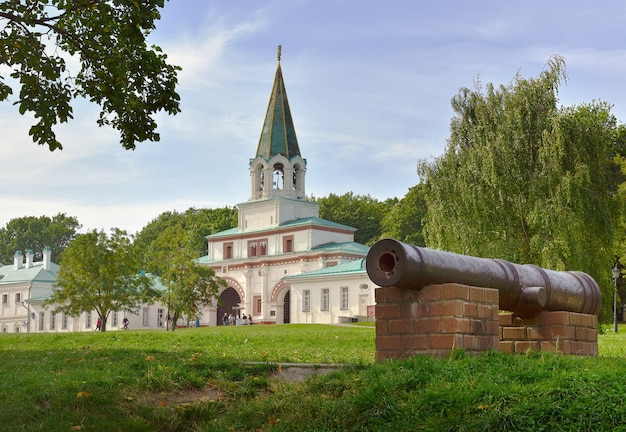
[239,46,319,232]
[249,45,307,201]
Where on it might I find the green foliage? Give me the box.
[0,213,81,264]
[47,228,160,331]
[0,0,180,150]
[314,192,395,245]
[148,224,226,329]
[133,206,237,271]
[418,56,621,322]
[380,183,427,246]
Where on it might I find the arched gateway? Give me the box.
[217,287,241,326]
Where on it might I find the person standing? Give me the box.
[222,313,228,326]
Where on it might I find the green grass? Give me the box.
[1,323,626,431]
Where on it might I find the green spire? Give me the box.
[255,46,301,160]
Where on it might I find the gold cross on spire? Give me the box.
[277,45,282,62]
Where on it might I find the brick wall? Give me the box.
[375,283,500,360]
[375,283,599,360]
[499,311,598,355]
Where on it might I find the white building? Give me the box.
[0,247,170,333]
[0,49,378,332]
[196,49,378,325]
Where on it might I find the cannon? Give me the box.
[366,239,601,317]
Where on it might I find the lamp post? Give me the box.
[612,265,620,333]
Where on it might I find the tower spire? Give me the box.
[277,44,281,62]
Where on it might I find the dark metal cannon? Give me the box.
[366,239,601,317]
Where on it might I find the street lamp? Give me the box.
[612,264,620,333]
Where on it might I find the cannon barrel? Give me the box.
[366,239,601,317]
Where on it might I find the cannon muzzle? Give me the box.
[366,239,601,317]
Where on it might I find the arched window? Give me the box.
[272,163,284,190]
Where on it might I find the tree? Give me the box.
[133,206,238,272]
[380,184,427,246]
[46,228,160,331]
[0,213,81,264]
[148,224,225,330]
[418,56,622,321]
[314,192,395,245]
[0,0,180,150]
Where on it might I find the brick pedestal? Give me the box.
[375,283,600,360]
[375,283,500,360]
[499,311,598,356]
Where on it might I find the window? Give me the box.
[1,326,7,333]
[2,294,7,305]
[86,311,92,329]
[112,312,118,328]
[62,314,68,330]
[302,290,310,312]
[157,309,164,328]
[321,289,330,311]
[259,240,267,256]
[283,235,294,253]
[15,292,21,303]
[340,287,349,310]
[223,242,233,259]
[39,312,45,331]
[248,241,257,257]
[142,307,149,326]
[50,313,56,331]
[253,295,262,316]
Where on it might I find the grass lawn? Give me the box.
[1,323,626,431]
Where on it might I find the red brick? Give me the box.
[470,319,488,335]
[478,304,494,319]
[501,326,527,340]
[463,302,478,318]
[388,319,415,335]
[499,340,515,353]
[499,313,515,326]
[484,288,499,304]
[469,286,485,302]
[399,302,420,319]
[550,325,576,339]
[486,321,500,336]
[375,304,400,320]
[455,318,472,333]
[575,327,598,342]
[382,286,405,303]
[580,314,598,329]
[527,326,551,341]
[538,311,570,326]
[375,320,388,336]
[415,317,441,334]
[480,335,499,351]
[376,335,401,351]
[514,340,541,353]
[401,334,429,351]
[441,283,470,300]
[429,334,460,350]
[418,284,442,301]
[462,334,479,350]
[569,313,583,326]
[430,300,463,317]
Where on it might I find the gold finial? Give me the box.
[277,45,282,62]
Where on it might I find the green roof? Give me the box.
[285,258,368,280]
[206,217,356,240]
[255,58,301,161]
[0,262,59,284]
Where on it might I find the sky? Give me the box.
[1,0,626,234]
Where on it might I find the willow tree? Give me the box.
[419,56,621,317]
